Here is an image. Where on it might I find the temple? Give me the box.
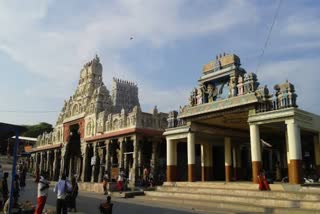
[165,53,320,184]
[30,56,168,185]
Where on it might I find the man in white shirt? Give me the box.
[54,173,72,214]
[34,171,50,214]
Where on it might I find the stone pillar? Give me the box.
[314,134,320,176]
[250,124,262,184]
[105,140,110,174]
[119,139,124,169]
[224,137,232,182]
[166,139,177,182]
[91,143,97,182]
[53,149,58,180]
[132,136,139,185]
[286,120,302,184]
[60,146,66,177]
[201,143,212,181]
[47,151,50,176]
[81,144,89,182]
[187,132,196,182]
[39,152,44,173]
[151,141,158,176]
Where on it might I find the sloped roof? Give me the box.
[0,122,26,140]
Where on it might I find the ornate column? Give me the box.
[201,143,212,181]
[166,139,177,182]
[81,144,88,182]
[224,137,232,182]
[46,151,50,176]
[60,145,66,177]
[52,149,57,180]
[131,136,139,185]
[187,132,196,182]
[39,152,44,173]
[250,124,262,183]
[286,119,302,184]
[314,134,320,176]
[151,141,158,177]
[91,142,97,182]
[105,140,110,174]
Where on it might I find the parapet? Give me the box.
[202,53,241,74]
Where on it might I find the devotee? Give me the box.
[34,171,50,214]
[257,170,270,191]
[53,174,72,214]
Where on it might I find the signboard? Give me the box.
[24,146,32,152]
[91,156,96,166]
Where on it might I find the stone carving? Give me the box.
[243,73,259,94]
[228,77,237,97]
[273,80,297,110]
[188,88,198,106]
[206,83,218,102]
[237,76,244,95]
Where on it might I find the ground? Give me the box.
[15,176,223,214]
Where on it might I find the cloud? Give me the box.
[1,0,320,124]
[259,57,320,114]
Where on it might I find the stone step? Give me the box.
[110,191,144,198]
[145,190,320,210]
[142,195,320,214]
[156,186,320,201]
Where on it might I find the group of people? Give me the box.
[34,172,79,214]
[0,165,23,213]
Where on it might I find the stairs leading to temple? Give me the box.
[143,182,320,213]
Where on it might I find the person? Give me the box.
[148,171,154,187]
[19,168,26,191]
[275,161,282,181]
[257,170,270,191]
[68,175,79,212]
[34,171,50,214]
[54,174,72,214]
[13,174,20,204]
[116,171,124,193]
[1,172,9,203]
[99,196,113,214]
[102,171,109,195]
[143,166,149,187]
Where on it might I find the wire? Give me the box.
[0,110,59,113]
[256,0,282,74]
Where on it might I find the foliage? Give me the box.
[21,122,53,138]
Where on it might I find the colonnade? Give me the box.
[166,119,319,185]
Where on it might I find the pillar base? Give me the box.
[188,164,195,182]
[201,166,213,181]
[167,165,177,182]
[289,159,302,184]
[252,161,262,184]
[225,165,231,182]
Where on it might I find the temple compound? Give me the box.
[165,53,320,184]
[30,56,168,185]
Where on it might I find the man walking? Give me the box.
[34,171,50,214]
[54,174,72,214]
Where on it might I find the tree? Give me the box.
[22,122,53,138]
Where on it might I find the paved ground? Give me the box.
[17,177,215,214]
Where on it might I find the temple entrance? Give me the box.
[64,124,81,178]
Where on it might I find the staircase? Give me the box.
[143,182,320,213]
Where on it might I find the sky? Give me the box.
[0,0,320,125]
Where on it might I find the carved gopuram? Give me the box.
[30,56,168,186]
[165,53,320,184]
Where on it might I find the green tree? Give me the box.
[22,122,53,138]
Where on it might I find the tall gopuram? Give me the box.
[165,53,320,184]
[30,56,168,185]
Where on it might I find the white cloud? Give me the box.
[259,58,320,114]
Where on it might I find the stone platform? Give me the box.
[143,182,320,213]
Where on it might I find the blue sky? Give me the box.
[0,0,320,125]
